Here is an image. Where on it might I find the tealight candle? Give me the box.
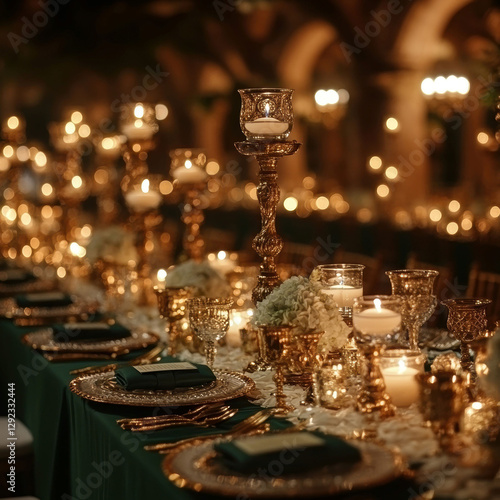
[381,360,419,407]
[353,298,401,336]
[124,179,162,213]
[122,121,155,141]
[172,159,207,184]
[321,285,363,308]
[244,117,289,137]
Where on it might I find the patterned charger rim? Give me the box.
[69,370,256,407]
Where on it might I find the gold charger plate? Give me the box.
[0,296,99,326]
[69,370,256,407]
[162,438,402,498]
[0,279,56,297]
[22,328,159,354]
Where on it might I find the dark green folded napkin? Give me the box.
[214,430,362,474]
[115,361,216,390]
[15,292,73,308]
[52,322,131,343]
[0,269,36,284]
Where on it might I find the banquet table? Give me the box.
[1,302,499,500]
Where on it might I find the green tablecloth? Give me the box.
[0,319,283,499]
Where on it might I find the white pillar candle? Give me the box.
[353,299,401,336]
[172,159,207,184]
[122,122,155,141]
[244,117,289,136]
[321,285,363,308]
[381,362,419,407]
[124,179,162,213]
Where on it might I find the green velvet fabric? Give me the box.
[52,323,131,343]
[15,292,73,308]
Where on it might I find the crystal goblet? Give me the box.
[188,298,233,368]
[352,295,402,417]
[442,298,491,374]
[386,269,439,350]
[154,286,194,356]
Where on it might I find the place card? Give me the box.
[63,323,110,330]
[25,292,67,301]
[233,432,325,456]
[134,362,197,374]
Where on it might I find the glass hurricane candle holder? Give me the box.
[416,371,467,453]
[239,88,293,141]
[442,298,491,374]
[154,286,194,356]
[380,349,425,407]
[120,102,158,143]
[258,325,296,416]
[386,269,439,351]
[352,295,403,417]
[317,360,349,410]
[188,298,233,368]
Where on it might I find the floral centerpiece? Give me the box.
[252,276,350,353]
[86,225,138,266]
[164,260,231,298]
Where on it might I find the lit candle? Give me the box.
[321,285,363,308]
[172,159,207,184]
[381,359,419,407]
[124,179,162,213]
[207,251,237,275]
[244,104,288,137]
[353,298,401,336]
[122,120,155,141]
[97,136,121,159]
[226,308,253,348]
[156,268,167,289]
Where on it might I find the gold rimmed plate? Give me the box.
[0,279,56,297]
[162,438,403,498]
[69,370,255,407]
[22,328,160,354]
[0,296,100,326]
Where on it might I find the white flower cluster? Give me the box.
[86,226,138,266]
[253,276,350,352]
[164,260,231,298]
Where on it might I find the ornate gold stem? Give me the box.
[181,184,205,262]
[234,141,300,304]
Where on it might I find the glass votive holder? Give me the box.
[238,88,293,141]
[120,102,158,142]
[380,349,425,407]
[313,263,364,325]
[317,362,350,410]
[169,148,207,185]
[123,175,163,214]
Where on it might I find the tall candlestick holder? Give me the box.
[170,149,208,262]
[235,88,300,304]
[123,175,163,305]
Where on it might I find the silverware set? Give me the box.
[144,408,277,453]
[117,403,237,432]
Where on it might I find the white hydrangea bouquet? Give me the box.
[164,260,231,298]
[253,276,350,353]
[86,225,138,266]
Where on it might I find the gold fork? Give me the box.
[144,408,276,453]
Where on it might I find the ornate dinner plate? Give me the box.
[0,279,56,297]
[22,328,159,354]
[162,438,402,498]
[0,296,100,326]
[69,370,256,407]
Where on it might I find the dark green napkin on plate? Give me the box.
[214,430,362,474]
[115,361,216,390]
[52,322,131,343]
[0,269,36,284]
[15,292,73,308]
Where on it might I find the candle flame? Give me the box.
[374,298,382,312]
[398,358,407,374]
[141,179,150,193]
[134,104,145,119]
[471,401,483,410]
[185,160,192,169]
[157,268,167,282]
[134,119,143,128]
[264,103,270,117]
[217,250,227,260]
